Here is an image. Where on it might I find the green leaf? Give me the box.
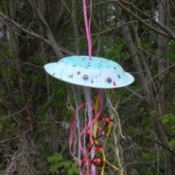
[47,157,54,162]
[168,139,175,148]
[68,169,73,175]
[161,118,169,124]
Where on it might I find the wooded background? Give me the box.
[0,0,175,175]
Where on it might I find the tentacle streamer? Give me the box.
[69,89,120,175]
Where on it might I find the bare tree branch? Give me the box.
[27,0,63,58]
[0,12,73,56]
[120,0,174,38]
[71,0,80,54]
[0,12,50,43]
[96,0,175,40]
[113,0,171,38]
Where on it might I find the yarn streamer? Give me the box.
[69,89,120,175]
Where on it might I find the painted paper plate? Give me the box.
[44,56,134,89]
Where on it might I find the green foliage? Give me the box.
[47,153,79,175]
[133,0,158,12]
[0,117,14,134]
[0,42,11,58]
[18,166,28,175]
[142,151,156,161]
[168,40,175,61]
[133,150,165,175]
[161,113,175,148]
[0,4,4,12]
[161,113,175,136]
[104,38,130,60]
[168,139,175,148]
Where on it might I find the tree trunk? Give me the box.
[157,1,175,174]
[114,2,175,175]
[4,1,37,174]
[28,0,63,58]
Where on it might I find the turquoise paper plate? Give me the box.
[44,56,134,89]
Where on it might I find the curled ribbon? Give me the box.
[69,89,119,175]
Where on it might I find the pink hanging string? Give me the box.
[69,2,105,175]
[82,0,93,60]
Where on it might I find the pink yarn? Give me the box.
[82,0,93,60]
[69,89,103,175]
[69,2,98,174]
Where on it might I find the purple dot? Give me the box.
[106,77,112,83]
[118,75,121,79]
[83,74,89,80]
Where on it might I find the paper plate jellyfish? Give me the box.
[44,1,134,175]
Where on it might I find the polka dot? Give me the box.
[77,71,81,75]
[106,77,112,83]
[113,67,117,69]
[68,74,73,78]
[91,80,94,83]
[113,82,116,86]
[83,74,89,80]
[118,75,121,79]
